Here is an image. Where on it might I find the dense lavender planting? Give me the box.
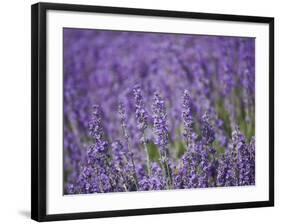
[63,28,255,194]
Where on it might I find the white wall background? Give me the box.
[0,0,279,223]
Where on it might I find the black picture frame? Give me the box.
[31,2,274,222]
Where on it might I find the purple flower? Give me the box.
[133,85,151,176]
[118,102,139,189]
[112,140,125,167]
[232,126,253,186]
[248,137,255,185]
[217,151,237,187]
[152,92,169,155]
[152,92,173,188]
[89,105,104,143]
[118,102,130,145]
[133,85,148,134]
[139,176,151,191]
[201,112,215,145]
[182,90,196,144]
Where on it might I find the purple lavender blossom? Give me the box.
[89,105,105,143]
[216,152,237,187]
[152,92,169,155]
[118,102,139,189]
[201,112,215,145]
[133,85,151,176]
[133,85,148,135]
[232,126,253,186]
[152,92,173,188]
[248,137,255,185]
[182,90,196,144]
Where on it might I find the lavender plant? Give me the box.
[63,28,255,194]
[152,92,173,188]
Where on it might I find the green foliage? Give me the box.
[146,142,160,161]
[215,100,232,137]
[213,140,225,154]
[215,89,255,143]
[232,88,255,142]
[238,115,255,143]
[174,140,186,158]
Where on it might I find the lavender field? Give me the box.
[63,28,255,194]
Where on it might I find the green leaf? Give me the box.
[146,142,160,162]
[213,140,225,154]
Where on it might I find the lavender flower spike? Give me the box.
[182,90,196,145]
[133,85,148,133]
[133,85,151,175]
[89,105,104,143]
[201,112,215,145]
[152,92,169,152]
[232,126,252,186]
[152,91,172,188]
[118,102,139,189]
[79,105,113,193]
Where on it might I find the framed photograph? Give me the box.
[31,2,274,222]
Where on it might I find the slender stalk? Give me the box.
[142,133,151,176]
[118,103,139,190]
[161,152,173,189]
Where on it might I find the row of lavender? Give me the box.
[63,29,255,194]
